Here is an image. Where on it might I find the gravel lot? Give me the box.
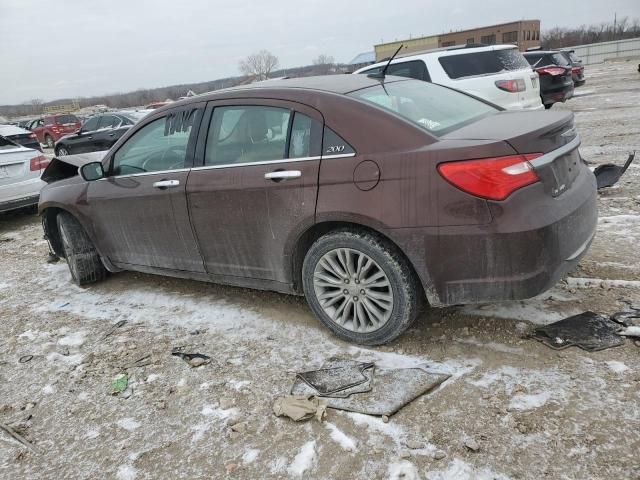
[1,60,639,480]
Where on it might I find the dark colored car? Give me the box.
[30,114,82,148]
[38,75,597,345]
[523,51,574,109]
[560,50,585,87]
[54,111,151,156]
[0,124,42,151]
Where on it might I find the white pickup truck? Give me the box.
[0,135,49,213]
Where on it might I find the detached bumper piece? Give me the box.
[531,311,625,351]
[594,151,636,189]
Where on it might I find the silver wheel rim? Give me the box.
[313,248,393,333]
[58,148,68,156]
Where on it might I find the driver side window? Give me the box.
[112,109,199,176]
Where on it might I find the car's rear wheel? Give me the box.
[302,229,423,345]
[45,135,54,149]
[544,103,553,110]
[56,146,69,156]
[56,212,107,286]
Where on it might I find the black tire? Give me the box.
[544,103,553,110]
[45,135,54,149]
[56,212,107,286]
[56,145,69,156]
[302,228,423,345]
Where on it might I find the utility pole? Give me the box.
[613,12,617,41]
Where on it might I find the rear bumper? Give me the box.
[391,166,598,306]
[0,176,45,207]
[541,84,574,105]
[0,194,40,213]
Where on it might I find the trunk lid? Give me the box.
[442,110,582,198]
[0,147,33,186]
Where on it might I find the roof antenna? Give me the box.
[368,44,403,79]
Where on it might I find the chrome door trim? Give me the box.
[189,152,356,172]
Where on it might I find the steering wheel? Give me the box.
[141,145,184,171]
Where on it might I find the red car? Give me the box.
[30,114,81,148]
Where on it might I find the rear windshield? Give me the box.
[567,52,580,63]
[349,80,497,137]
[551,53,571,67]
[438,48,531,79]
[56,114,79,125]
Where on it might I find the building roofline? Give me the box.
[374,19,540,47]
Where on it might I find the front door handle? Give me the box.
[153,179,180,189]
[264,170,301,181]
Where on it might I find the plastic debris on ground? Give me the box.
[110,373,129,395]
[594,151,635,189]
[171,348,211,368]
[290,358,450,417]
[530,311,625,351]
[272,395,327,422]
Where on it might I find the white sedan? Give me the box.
[0,135,49,213]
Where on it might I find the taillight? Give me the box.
[571,67,581,74]
[495,79,526,93]
[437,153,543,201]
[537,66,566,76]
[30,155,50,171]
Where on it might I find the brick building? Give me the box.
[374,20,541,61]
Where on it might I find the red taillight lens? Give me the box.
[537,66,566,76]
[30,155,50,171]
[495,79,526,93]
[437,154,543,201]
[571,67,582,74]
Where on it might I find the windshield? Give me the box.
[349,80,497,136]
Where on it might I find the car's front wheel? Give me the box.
[302,229,423,345]
[45,135,54,149]
[56,212,107,286]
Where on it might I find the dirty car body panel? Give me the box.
[39,75,597,310]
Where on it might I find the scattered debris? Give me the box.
[103,320,127,339]
[0,422,41,454]
[110,373,129,395]
[594,152,635,189]
[296,360,374,396]
[464,438,480,452]
[531,311,625,351]
[433,450,447,460]
[126,355,152,369]
[618,326,640,337]
[291,358,450,416]
[18,355,33,364]
[272,395,327,422]
[171,350,211,368]
[610,311,640,327]
[58,302,70,309]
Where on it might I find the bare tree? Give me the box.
[239,50,279,81]
[541,17,640,49]
[312,54,335,75]
[30,98,43,114]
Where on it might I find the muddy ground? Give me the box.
[1,60,639,480]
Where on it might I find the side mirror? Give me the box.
[80,161,105,181]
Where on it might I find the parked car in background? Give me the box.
[30,114,82,148]
[54,110,152,156]
[39,75,596,345]
[523,51,574,109]
[0,135,49,212]
[354,44,543,111]
[0,124,42,151]
[560,50,586,86]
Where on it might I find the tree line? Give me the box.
[541,16,640,49]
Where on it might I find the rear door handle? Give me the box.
[153,179,180,189]
[264,170,301,181]
[108,133,115,137]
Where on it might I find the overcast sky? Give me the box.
[0,0,637,104]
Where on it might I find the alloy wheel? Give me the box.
[313,248,393,333]
[57,147,68,156]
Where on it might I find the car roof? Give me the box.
[523,50,560,55]
[355,44,522,73]
[0,124,30,135]
[196,74,409,99]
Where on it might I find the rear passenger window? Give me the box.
[322,127,355,156]
[289,112,321,159]
[205,106,291,166]
[387,61,431,82]
[438,49,530,79]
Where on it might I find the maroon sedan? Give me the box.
[39,75,597,344]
